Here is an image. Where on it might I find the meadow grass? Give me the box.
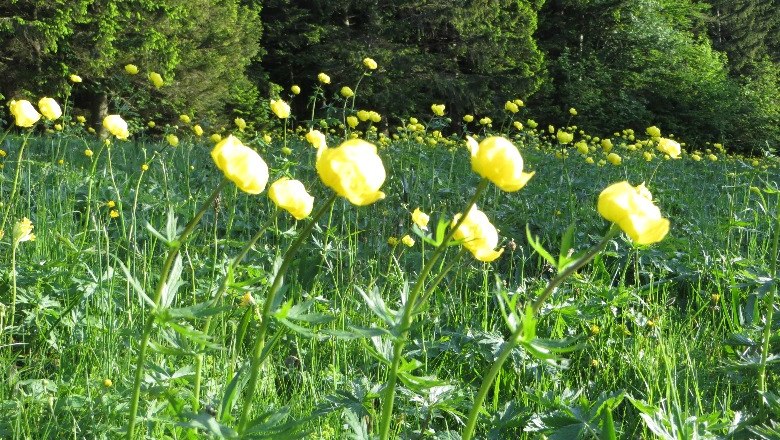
[0,117,779,439]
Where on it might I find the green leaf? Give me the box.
[557,224,576,270]
[178,413,238,438]
[114,258,155,309]
[526,225,556,267]
[219,363,249,423]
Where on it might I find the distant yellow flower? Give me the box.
[124,64,139,75]
[9,100,41,127]
[467,136,533,192]
[316,139,385,206]
[103,379,113,388]
[431,104,446,116]
[38,97,62,120]
[576,142,589,155]
[363,57,378,70]
[585,156,595,164]
[644,151,653,161]
[708,154,718,161]
[598,182,669,245]
[607,152,622,165]
[103,114,129,140]
[148,72,164,88]
[210,133,222,143]
[76,115,86,123]
[514,99,524,107]
[269,177,315,220]
[412,208,430,231]
[281,146,292,155]
[107,200,116,208]
[656,138,681,158]
[109,209,120,218]
[368,111,381,123]
[148,121,156,128]
[569,107,578,116]
[305,129,327,149]
[452,205,503,262]
[54,124,63,131]
[85,148,93,157]
[504,101,519,113]
[263,133,272,143]
[513,121,523,130]
[556,130,574,144]
[318,72,331,84]
[601,139,613,152]
[70,74,82,83]
[179,114,191,124]
[356,110,370,122]
[166,134,179,147]
[401,235,415,247]
[479,117,492,126]
[234,117,247,131]
[463,114,474,123]
[340,86,355,98]
[192,124,204,136]
[13,217,35,244]
[387,236,399,247]
[346,116,359,129]
[270,99,291,119]
[646,126,661,138]
[526,119,538,129]
[141,163,149,171]
[211,135,269,194]
[291,85,301,95]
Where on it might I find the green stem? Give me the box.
[759,196,780,393]
[461,224,620,440]
[378,179,489,440]
[0,133,30,235]
[79,142,108,250]
[8,244,18,335]
[236,193,337,433]
[193,211,280,412]
[126,178,227,439]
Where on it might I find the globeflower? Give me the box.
[9,100,41,127]
[656,138,681,159]
[103,115,129,140]
[124,64,139,75]
[270,99,291,119]
[356,110,370,122]
[192,125,204,136]
[340,86,355,98]
[235,117,247,131]
[316,139,385,206]
[70,74,82,83]
[148,72,164,88]
[452,205,503,262]
[569,107,578,116]
[463,114,474,123]
[601,139,613,152]
[210,133,222,143]
[211,135,269,194]
[401,235,415,247]
[467,136,534,192]
[431,104,446,116]
[166,134,179,147]
[607,152,622,165]
[291,85,301,95]
[368,111,381,123]
[346,116,359,129]
[305,129,327,149]
[179,114,191,124]
[318,72,331,84]
[646,126,661,138]
[504,101,519,113]
[556,130,574,144]
[13,217,35,244]
[38,97,62,120]
[412,208,430,231]
[363,57,378,70]
[269,177,314,220]
[597,181,669,245]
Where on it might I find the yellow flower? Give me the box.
[431,104,446,116]
[607,152,622,165]
[357,110,371,122]
[124,64,139,75]
[84,148,93,157]
[479,117,492,126]
[211,135,269,194]
[54,124,63,131]
[318,72,331,84]
[368,111,381,123]
[467,136,534,192]
[234,117,247,131]
[141,163,149,171]
[109,209,120,218]
[340,86,355,98]
[585,156,595,164]
[291,85,301,95]
[412,208,430,230]
[103,114,129,140]
[316,139,385,206]
[192,125,204,136]
[363,57,378,70]
[643,151,653,161]
[13,217,35,244]
[656,138,681,158]
[708,154,718,161]
[514,99,524,107]
[401,235,415,247]
[263,133,272,143]
[346,116,359,129]
[281,146,292,155]
[148,72,164,88]
[38,97,62,120]
[69,74,82,83]
[646,126,661,138]
[556,130,574,144]
[210,133,222,143]
[76,115,86,123]
[513,121,523,130]
[166,134,179,147]
[504,101,519,113]
[387,236,399,247]
[576,141,589,155]
[9,100,41,127]
[597,181,669,245]
[103,379,113,388]
[601,139,613,152]
[305,129,327,149]
[179,114,191,124]
[269,177,314,220]
[463,114,474,123]
[148,121,156,128]
[270,99,291,119]
[107,200,116,208]
[452,205,503,262]
[569,107,578,116]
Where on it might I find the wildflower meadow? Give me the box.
[1,3,780,438]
